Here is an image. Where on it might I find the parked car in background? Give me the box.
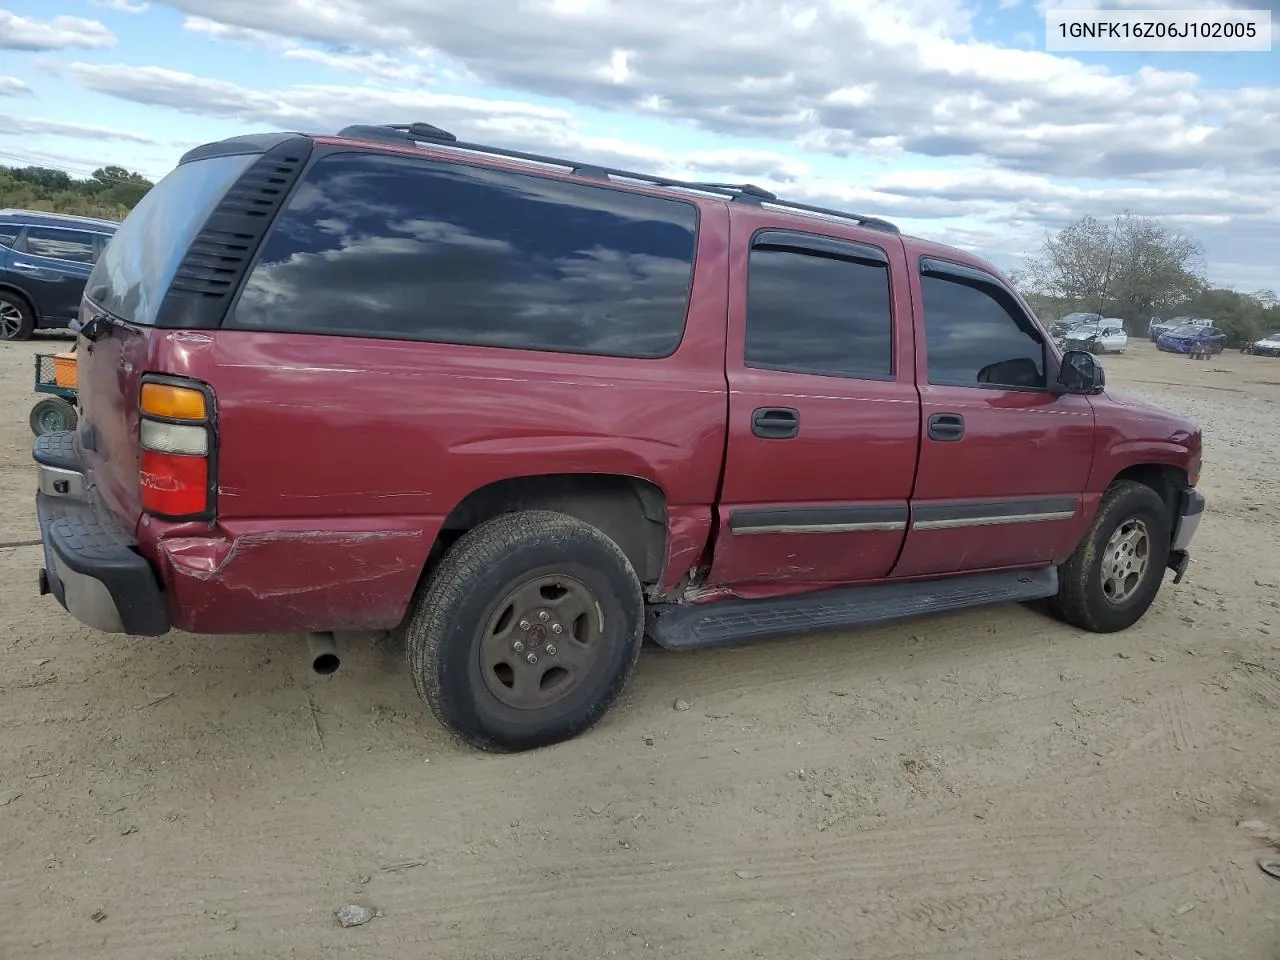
[0,209,117,341]
[1050,312,1103,338]
[1148,315,1198,341]
[1065,319,1128,354]
[32,122,1206,752]
[1156,322,1227,355]
[1244,333,1280,357]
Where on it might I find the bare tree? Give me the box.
[1024,211,1205,322]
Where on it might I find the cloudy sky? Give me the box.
[1,0,1276,291]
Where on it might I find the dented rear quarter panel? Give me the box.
[133,202,732,633]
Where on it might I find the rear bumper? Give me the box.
[33,431,170,636]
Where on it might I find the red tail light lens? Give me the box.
[140,450,209,517]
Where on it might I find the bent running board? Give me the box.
[647,567,1058,651]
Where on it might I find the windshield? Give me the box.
[86,153,255,325]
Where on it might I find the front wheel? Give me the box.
[1049,481,1171,633]
[405,510,645,752]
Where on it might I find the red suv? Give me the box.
[33,122,1205,752]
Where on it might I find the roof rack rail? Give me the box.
[334,122,900,234]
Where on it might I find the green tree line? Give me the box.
[1011,212,1279,347]
[0,164,152,222]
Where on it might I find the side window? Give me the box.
[232,152,698,358]
[745,243,893,380]
[23,227,97,264]
[0,227,18,249]
[920,272,1046,390]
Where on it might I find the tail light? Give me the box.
[139,378,215,520]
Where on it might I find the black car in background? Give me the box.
[0,209,117,341]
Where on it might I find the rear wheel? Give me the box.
[1049,481,1170,633]
[0,292,34,342]
[405,510,645,752]
[29,396,78,436]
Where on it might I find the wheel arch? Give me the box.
[429,472,670,588]
[1106,463,1188,534]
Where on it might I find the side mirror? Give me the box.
[1055,350,1105,396]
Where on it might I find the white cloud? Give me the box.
[90,0,151,13]
[282,48,433,84]
[0,112,155,144]
[182,15,283,48]
[139,0,1279,180]
[0,76,33,97]
[0,11,116,50]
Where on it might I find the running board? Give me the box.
[647,567,1058,651]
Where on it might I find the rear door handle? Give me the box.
[752,407,799,439]
[11,261,39,272]
[927,412,965,442]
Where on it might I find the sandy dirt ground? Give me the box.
[1,332,1278,960]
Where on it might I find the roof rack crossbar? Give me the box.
[335,122,900,234]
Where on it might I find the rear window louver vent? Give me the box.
[154,138,313,329]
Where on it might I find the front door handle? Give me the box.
[752,407,799,439]
[927,412,965,442]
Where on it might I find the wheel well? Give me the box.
[431,474,669,586]
[1109,464,1186,526]
[0,283,37,320]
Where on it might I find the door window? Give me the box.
[745,239,893,380]
[23,227,98,264]
[920,271,1046,390]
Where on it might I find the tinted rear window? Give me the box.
[87,153,255,325]
[229,152,699,358]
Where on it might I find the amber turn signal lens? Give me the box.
[140,383,207,421]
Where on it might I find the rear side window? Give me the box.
[0,227,18,248]
[24,227,97,263]
[921,273,1046,390]
[87,153,255,325]
[745,244,893,380]
[230,152,698,358]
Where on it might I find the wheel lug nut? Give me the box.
[538,611,550,622]
[519,620,531,630]
[526,653,538,665]
[513,640,525,653]
[545,644,557,656]
[551,623,563,634]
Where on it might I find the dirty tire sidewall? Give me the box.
[0,292,35,342]
[29,397,77,436]
[1050,481,1171,633]
[407,510,644,752]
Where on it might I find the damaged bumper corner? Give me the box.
[33,431,171,636]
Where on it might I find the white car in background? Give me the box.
[1246,332,1280,357]
[1064,318,1128,354]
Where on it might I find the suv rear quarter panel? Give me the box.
[138,201,731,634]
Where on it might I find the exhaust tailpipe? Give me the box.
[308,632,340,675]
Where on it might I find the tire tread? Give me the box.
[1049,480,1170,633]
[406,510,644,752]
